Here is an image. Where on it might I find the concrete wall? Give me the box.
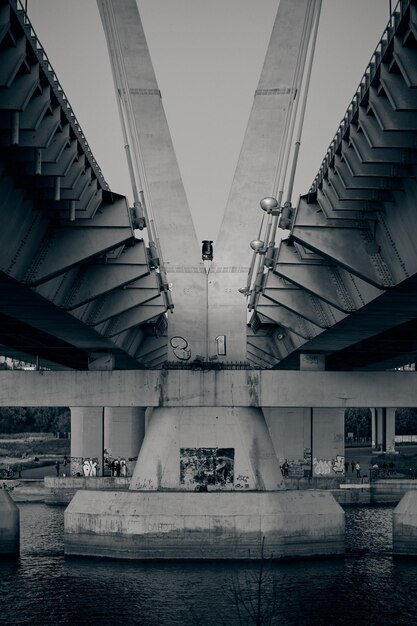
[104,407,145,475]
[264,408,311,476]
[312,409,345,478]
[64,490,345,560]
[130,406,283,491]
[70,407,104,477]
[44,476,129,505]
[393,491,417,556]
[264,407,345,478]
[0,490,19,555]
[371,479,417,505]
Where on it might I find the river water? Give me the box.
[1,503,417,625]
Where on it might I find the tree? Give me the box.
[344,408,371,439]
[396,408,417,435]
[0,407,70,434]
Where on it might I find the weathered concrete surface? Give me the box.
[130,406,283,491]
[98,0,207,360]
[70,407,104,476]
[393,491,417,556]
[372,480,417,505]
[11,480,46,503]
[44,476,130,505]
[0,490,19,555]
[104,407,144,476]
[333,485,371,506]
[64,490,345,560]
[1,370,417,407]
[214,0,310,267]
[264,408,345,478]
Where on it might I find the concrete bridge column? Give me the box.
[312,408,345,477]
[264,407,345,478]
[263,408,311,476]
[386,408,396,453]
[70,407,104,477]
[129,406,284,491]
[372,408,395,452]
[104,407,146,476]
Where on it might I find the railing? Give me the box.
[345,438,372,448]
[309,0,405,194]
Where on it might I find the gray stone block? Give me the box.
[64,490,345,560]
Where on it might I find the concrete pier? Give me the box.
[64,490,345,560]
[130,406,283,491]
[0,490,19,556]
[393,491,417,556]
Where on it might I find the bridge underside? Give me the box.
[1,0,417,374]
[251,0,417,371]
[0,0,169,369]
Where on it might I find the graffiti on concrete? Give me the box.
[83,458,99,476]
[70,456,100,477]
[279,452,311,478]
[170,336,191,361]
[313,459,332,476]
[235,474,250,489]
[313,455,345,476]
[104,451,136,477]
[180,447,234,489]
[332,455,345,473]
[70,456,83,477]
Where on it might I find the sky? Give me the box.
[26,0,391,244]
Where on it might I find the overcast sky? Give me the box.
[27,0,390,243]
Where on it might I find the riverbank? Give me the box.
[4,476,417,507]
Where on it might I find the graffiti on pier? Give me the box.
[70,456,100,477]
[180,447,234,489]
[235,474,250,489]
[313,455,345,476]
[83,458,99,476]
[332,455,345,473]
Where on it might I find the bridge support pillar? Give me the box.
[372,408,395,453]
[130,406,283,491]
[264,407,345,478]
[104,407,146,476]
[65,403,345,560]
[70,407,104,477]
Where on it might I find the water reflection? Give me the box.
[1,504,417,625]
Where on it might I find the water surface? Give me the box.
[1,504,416,625]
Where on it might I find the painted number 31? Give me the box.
[170,336,191,361]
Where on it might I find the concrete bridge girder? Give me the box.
[1,369,417,408]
